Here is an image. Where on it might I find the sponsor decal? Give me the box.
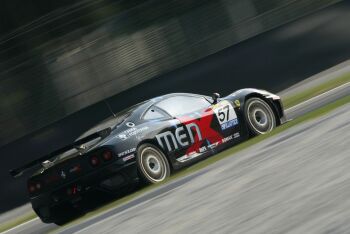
[177,111,224,155]
[234,100,240,107]
[117,126,149,140]
[123,154,135,162]
[118,134,128,141]
[156,123,202,152]
[213,100,238,130]
[208,142,219,149]
[126,122,135,128]
[221,132,240,143]
[118,148,136,157]
[199,146,207,153]
[221,119,238,130]
[222,135,233,143]
[177,151,203,162]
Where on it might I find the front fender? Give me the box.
[223,88,285,126]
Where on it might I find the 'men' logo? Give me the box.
[156,123,202,152]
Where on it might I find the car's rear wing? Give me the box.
[9,127,111,178]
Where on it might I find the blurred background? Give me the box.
[1,0,349,212]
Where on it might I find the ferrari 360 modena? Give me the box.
[10,88,286,224]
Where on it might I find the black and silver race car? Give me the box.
[10,88,286,224]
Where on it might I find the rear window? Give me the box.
[76,102,146,140]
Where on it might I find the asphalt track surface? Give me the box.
[3,83,350,234]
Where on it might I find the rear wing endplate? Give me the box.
[9,128,111,178]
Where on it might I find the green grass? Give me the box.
[283,72,350,108]
[0,212,37,233]
[54,94,350,232]
[2,76,350,233]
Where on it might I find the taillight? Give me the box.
[90,150,113,167]
[90,156,100,166]
[66,185,81,196]
[28,184,36,193]
[28,182,42,193]
[102,150,112,161]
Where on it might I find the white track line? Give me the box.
[1,217,39,234]
[285,81,350,112]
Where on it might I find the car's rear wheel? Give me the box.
[137,144,170,183]
[244,97,276,136]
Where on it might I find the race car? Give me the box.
[10,88,286,224]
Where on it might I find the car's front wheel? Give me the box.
[244,97,276,135]
[137,144,170,184]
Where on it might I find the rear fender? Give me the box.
[136,138,178,171]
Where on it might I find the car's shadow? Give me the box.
[55,183,144,225]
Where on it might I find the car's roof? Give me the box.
[77,93,204,139]
[152,92,205,100]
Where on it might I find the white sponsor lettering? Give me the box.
[123,154,135,162]
[177,151,203,163]
[156,123,202,152]
[222,135,233,143]
[208,142,219,149]
[117,126,149,140]
[199,146,207,153]
[118,148,136,157]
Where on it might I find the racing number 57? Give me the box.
[218,105,230,122]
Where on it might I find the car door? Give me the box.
[155,95,221,162]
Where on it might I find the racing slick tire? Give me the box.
[244,97,276,136]
[137,144,170,184]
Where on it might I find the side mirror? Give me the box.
[211,93,220,104]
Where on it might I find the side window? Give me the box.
[156,96,210,117]
[143,108,167,120]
